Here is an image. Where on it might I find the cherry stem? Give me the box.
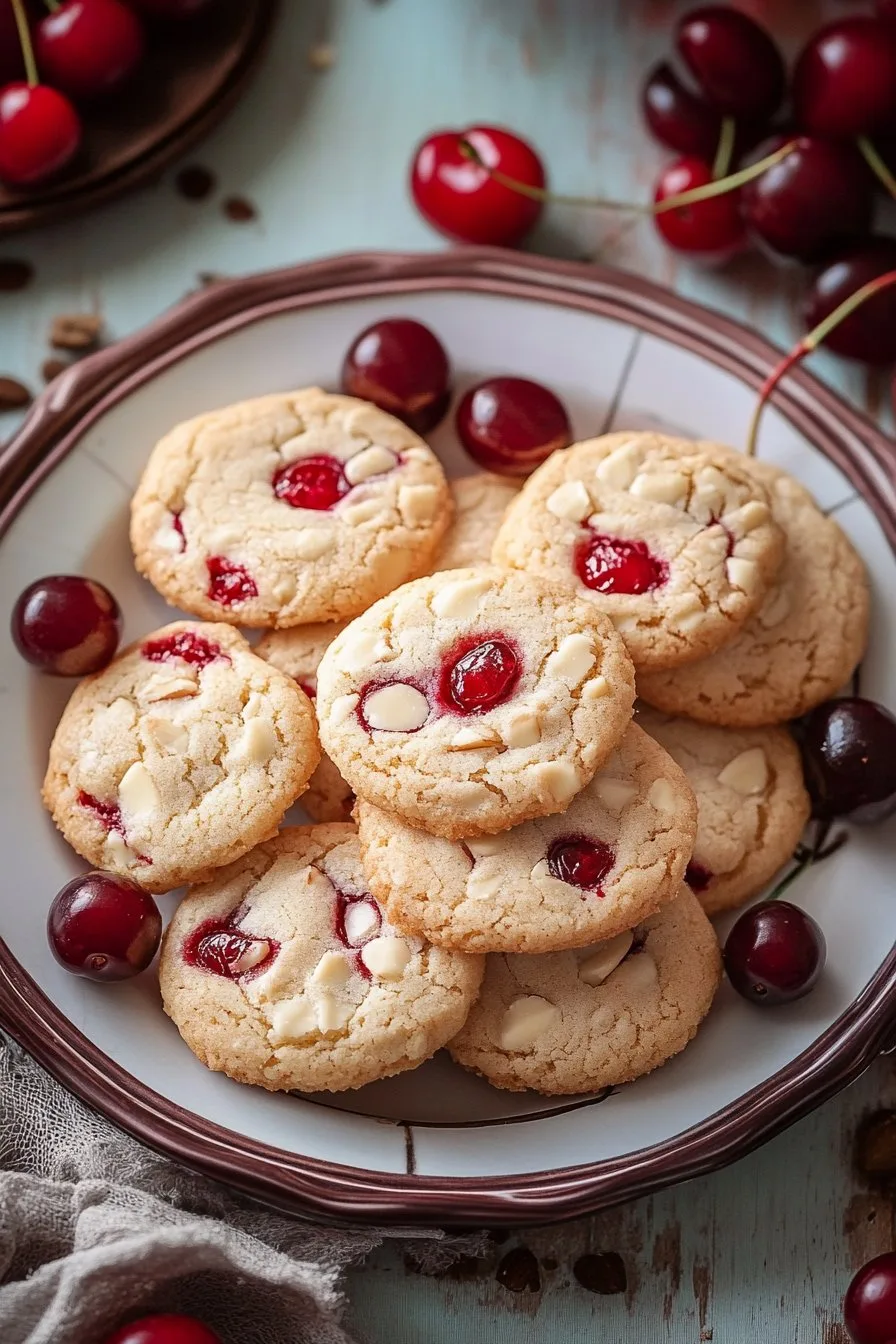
[10,0,38,87]
[43,0,62,10]
[712,117,736,181]
[857,136,896,201]
[764,853,813,903]
[746,268,896,456]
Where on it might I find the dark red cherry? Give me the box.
[48,871,162,982]
[341,318,450,434]
[575,534,668,595]
[410,125,545,247]
[34,0,145,101]
[142,629,228,669]
[804,238,896,366]
[184,917,278,980]
[798,697,896,824]
[102,1315,223,1344]
[740,136,874,264]
[653,156,746,260]
[676,5,785,121]
[273,455,348,511]
[205,556,258,607]
[546,837,614,892]
[793,17,896,139]
[641,61,722,159]
[844,1252,896,1344]
[440,636,521,714]
[724,900,825,1005]
[12,575,121,675]
[455,376,571,476]
[0,83,82,186]
[685,860,713,893]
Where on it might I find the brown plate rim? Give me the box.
[0,247,894,1228]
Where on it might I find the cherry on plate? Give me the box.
[641,61,722,159]
[341,317,450,433]
[676,5,786,122]
[0,83,82,187]
[35,0,145,101]
[740,136,874,264]
[844,1252,896,1344]
[101,1315,223,1344]
[798,697,896,823]
[653,156,746,260]
[410,125,545,247]
[792,17,896,139]
[48,871,162,982]
[804,238,896,366]
[723,900,826,1005]
[11,575,121,675]
[455,376,571,476]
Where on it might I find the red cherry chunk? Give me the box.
[440,635,521,715]
[273,455,349,511]
[11,575,121,675]
[342,318,451,434]
[676,5,785,121]
[171,512,186,550]
[184,916,278,980]
[845,1251,896,1344]
[0,83,82,186]
[78,790,124,835]
[142,630,228,669]
[456,376,571,476]
[685,860,713,893]
[410,124,545,247]
[793,17,896,139]
[546,837,614,893]
[205,556,258,607]
[35,0,145,102]
[575,534,668,595]
[723,900,825,1005]
[654,157,746,260]
[48,870,162,981]
[102,1314,223,1344]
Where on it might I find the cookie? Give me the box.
[357,722,697,953]
[491,431,786,671]
[256,621,354,824]
[432,473,518,572]
[449,886,721,1095]
[159,824,484,1093]
[130,388,453,628]
[637,705,810,916]
[638,461,870,726]
[316,567,636,839]
[42,621,319,893]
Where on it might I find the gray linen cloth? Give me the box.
[0,1039,484,1344]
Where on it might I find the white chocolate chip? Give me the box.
[341,498,385,528]
[315,993,355,1033]
[676,607,707,632]
[717,747,768,795]
[582,675,611,700]
[105,831,138,866]
[452,780,493,813]
[450,725,500,750]
[363,683,429,732]
[142,672,199,703]
[466,869,504,901]
[595,443,640,489]
[758,586,790,629]
[335,630,391,674]
[145,716,189,753]
[531,760,580,804]
[578,930,635,986]
[546,480,592,522]
[294,529,335,559]
[594,777,638,812]
[722,500,770,538]
[629,470,688,507]
[725,556,759,593]
[329,693,360,725]
[613,951,659,994]
[118,761,160,818]
[236,718,278,765]
[401,446,434,463]
[465,836,504,859]
[153,523,184,553]
[503,709,541,749]
[208,525,243,550]
[312,950,351,987]
[398,483,440,525]
[361,936,412,980]
[268,995,316,1044]
[230,939,271,974]
[647,778,678,811]
[431,576,491,620]
[344,445,396,484]
[609,613,640,633]
[545,633,596,685]
[343,901,380,946]
[270,574,297,604]
[497,996,561,1051]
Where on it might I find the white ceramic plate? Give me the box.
[1,250,894,1227]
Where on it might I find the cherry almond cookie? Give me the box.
[42,622,319,893]
[316,567,637,839]
[492,431,785,671]
[130,388,453,628]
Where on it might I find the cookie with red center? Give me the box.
[491,431,786,671]
[356,722,696,953]
[449,886,721,1096]
[637,705,810,916]
[430,472,519,572]
[159,824,484,1092]
[315,567,636,839]
[130,388,453,627]
[42,621,319,893]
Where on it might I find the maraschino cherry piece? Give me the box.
[410,125,545,246]
[685,860,713,894]
[205,557,258,607]
[184,917,278,980]
[440,635,521,714]
[547,837,614,892]
[575,535,668,595]
[273,456,348,511]
[142,630,227,669]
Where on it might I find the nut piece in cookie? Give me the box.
[316,566,637,839]
[357,722,697,953]
[449,886,721,1095]
[492,431,785,672]
[42,621,320,893]
[159,824,484,1092]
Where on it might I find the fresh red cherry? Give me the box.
[0,82,81,186]
[575,534,668,595]
[546,837,614,892]
[798,698,896,824]
[685,860,713,893]
[410,125,545,247]
[793,17,896,139]
[11,575,121,675]
[440,636,521,714]
[676,6,785,122]
[184,917,278,980]
[341,318,450,434]
[653,157,746,260]
[205,556,258,607]
[273,456,348,510]
[804,239,896,366]
[48,871,162,982]
[844,1252,896,1344]
[102,1315,223,1344]
[724,900,825,1005]
[641,61,722,159]
[455,376,571,476]
[740,136,874,264]
[34,0,145,101]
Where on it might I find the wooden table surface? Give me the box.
[2,2,894,1340]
